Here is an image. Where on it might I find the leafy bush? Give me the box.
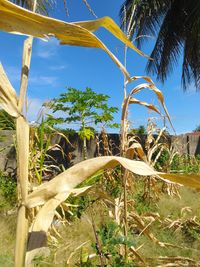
[0,172,16,204]
[85,220,135,267]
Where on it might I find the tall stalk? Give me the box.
[15,2,37,266]
[120,5,136,263]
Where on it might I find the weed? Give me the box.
[0,172,16,206]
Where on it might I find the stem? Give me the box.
[81,114,88,160]
[15,1,37,266]
[123,170,128,263]
[91,215,105,267]
[83,136,87,160]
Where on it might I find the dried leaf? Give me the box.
[25,156,157,263]
[26,156,157,208]
[129,97,160,114]
[74,17,149,58]
[0,63,20,117]
[160,173,200,189]
[0,0,147,80]
[130,82,175,133]
[126,142,147,162]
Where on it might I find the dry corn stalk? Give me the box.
[1,2,200,266]
[0,2,152,266]
[23,156,200,264]
[120,76,175,156]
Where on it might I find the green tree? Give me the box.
[47,87,119,159]
[193,125,200,132]
[120,0,200,90]
[130,125,146,135]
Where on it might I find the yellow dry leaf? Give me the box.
[74,17,149,58]
[129,97,161,114]
[0,0,147,80]
[0,63,20,117]
[160,173,200,189]
[25,156,157,264]
[26,156,157,208]
[130,82,175,133]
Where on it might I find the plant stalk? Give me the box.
[91,215,105,267]
[15,1,37,266]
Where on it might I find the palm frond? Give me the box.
[120,0,200,90]
[9,0,55,15]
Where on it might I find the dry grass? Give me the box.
[0,216,16,267]
[1,185,200,266]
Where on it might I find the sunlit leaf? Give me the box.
[0,63,20,117]
[160,173,200,189]
[0,0,149,80]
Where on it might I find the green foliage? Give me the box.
[47,87,119,132]
[193,125,200,132]
[0,172,16,205]
[78,127,95,141]
[102,168,123,199]
[154,149,170,172]
[154,149,200,173]
[134,193,154,215]
[182,221,200,244]
[120,0,200,90]
[130,125,146,135]
[29,117,65,183]
[47,87,119,159]
[171,154,200,173]
[93,221,135,266]
[0,109,15,130]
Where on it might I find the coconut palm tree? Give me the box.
[120,0,200,90]
[10,0,55,14]
[10,0,96,17]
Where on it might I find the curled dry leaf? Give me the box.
[24,156,200,264]
[25,156,157,263]
[0,63,20,117]
[0,0,148,81]
[129,97,161,114]
[26,156,157,208]
[126,142,147,162]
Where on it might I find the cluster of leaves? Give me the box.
[0,172,16,205]
[45,87,119,134]
[81,221,135,267]
[0,110,15,130]
[156,151,200,173]
[129,125,146,135]
[29,118,66,184]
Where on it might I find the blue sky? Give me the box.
[0,0,199,134]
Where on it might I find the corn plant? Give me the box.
[29,118,66,185]
[1,2,200,267]
[0,1,158,266]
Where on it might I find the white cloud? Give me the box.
[49,65,67,71]
[35,38,59,59]
[29,75,58,86]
